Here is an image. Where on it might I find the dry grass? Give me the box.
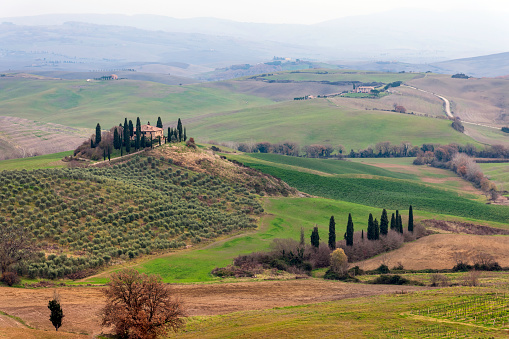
[0,116,90,160]
[356,234,509,271]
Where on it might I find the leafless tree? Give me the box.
[0,224,35,274]
[101,269,186,339]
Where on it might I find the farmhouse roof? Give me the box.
[134,125,164,133]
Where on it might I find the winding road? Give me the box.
[402,85,453,119]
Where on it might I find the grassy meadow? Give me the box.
[0,151,72,171]
[189,99,477,150]
[255,69,421,83]
[0,77,273,128]
[479,162,509,191]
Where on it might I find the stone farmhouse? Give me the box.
[355,86,375,93]
[133,124,164,139]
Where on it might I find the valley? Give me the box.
[0,66,508,339]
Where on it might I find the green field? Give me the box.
[189,99,477,150]
[0,78,274,128]
[256,69,420,83]
[228,153,509,224]
[479,162,509,191]
[0,151,72,171]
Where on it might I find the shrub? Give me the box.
[429,273,450,287]
[370,274,422,285]
[1,272,21,286]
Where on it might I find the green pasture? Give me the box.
[230,154,509,224]
[0,151,72,171]
[235,153,416,180]
[175,288,508,338]
[256,69,420,83]
[480,162,509,191]
[0,78,273,128]
[190,99,478,150]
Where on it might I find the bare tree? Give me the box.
[0,224,34,275]
[101,269,185,339]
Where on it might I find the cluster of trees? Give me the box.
[213,207,418,278]
[501,127,509,134]
[414,148,498,197]
[0,155,261,280]
[451,117,465,133]
[76,117,188,161]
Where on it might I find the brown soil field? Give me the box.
[0,280,429,338]
[0,116,90,160]
[356,234,509,271]
[407,75,509,126]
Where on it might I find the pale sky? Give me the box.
[3,0,508,24]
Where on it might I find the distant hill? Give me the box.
[2,10,509,75]
[430,52,509,78]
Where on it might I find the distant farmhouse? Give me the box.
[133,124,164,139]
[355,86,375,93]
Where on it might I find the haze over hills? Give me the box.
[1,10,509,78]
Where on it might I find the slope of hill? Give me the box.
[431,52,509,78]
[189,99,478,150]
[227,153,509,224]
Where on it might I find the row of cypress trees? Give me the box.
[311,206,414,249]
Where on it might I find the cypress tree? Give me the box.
[310,226,320,248]
[177,118,183,142]
[123,119,130,153]
[380,209,389,235]
[367,213,374,240]
[95,123,101,145]
[90,139,94,149]
[390,213,396,230]
[141,136,146,148]
[346,213,354,246]
[48,298,64,331]
[103,148,106,161]
[408,205,414,232]
[374,218,379,240]
[157,117,163,129]
[168,127,171,141]
[135,117,141,150]
[300,227,305,247]
[122,119,127,146]
[107,147,110,161]
[328,216,336,250]
[361,229,364,240]
[129,120,134,139]
[183,127,187,141]
[150,134,153,149]
[397,214,403,233]
[113,128,120,149]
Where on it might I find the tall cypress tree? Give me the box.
[177,118,183,142]
[90,138,94,149]
[135,117,141,150]
[95,123,101,145]
[168,127,171,141]
[380,209,389,235]
[408,205,414,232]
[397,214,403,233]
[300,227,305,247]
[346,213,354,246]
[328,216,336,250]
[367,213,374,240]
[374,218,380,240]
[183,127,187,141]
[310,226,320,248]
[48,298,64,331]
[390,213,396,231]
[361,229,364,240]
[129,120,134,139]
[113,128,120,149]
[157,117,163,129]
[123,119,130,153]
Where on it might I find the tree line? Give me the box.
[213,140,509,160]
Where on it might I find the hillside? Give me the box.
[0,144,285,279]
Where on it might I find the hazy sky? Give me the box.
[3,0,508,24]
